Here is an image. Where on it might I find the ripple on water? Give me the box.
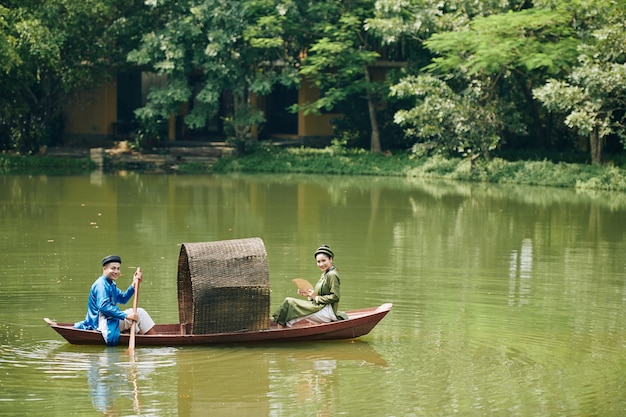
[358,271,626,416]
[0,340,180,415]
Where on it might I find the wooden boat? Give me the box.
[44,303,392,347]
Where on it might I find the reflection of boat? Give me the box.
[175,339,387,417]
[45,303,392,347]
[283,340,388,367]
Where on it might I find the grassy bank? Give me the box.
[4,146,626,192]
[0,153,94,175]
[212,147,626,192]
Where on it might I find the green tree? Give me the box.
[0,0,148,153]
[391,75,505,159]
[424,8,579,149]
[368,2,595,159]
[296,0,387,153]
[128,0,302,149]
[367,0,528,43]
[0,6,19,73]
[533,4,626,164]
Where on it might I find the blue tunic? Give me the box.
[74,275,135,346]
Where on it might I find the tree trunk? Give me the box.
[514,73,545,148]
[589,127,602,164]
[232,91,252,143]
[364,66,381,153]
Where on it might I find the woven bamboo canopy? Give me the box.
[177,237,270,334]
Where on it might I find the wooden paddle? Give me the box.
[127,267,141,354]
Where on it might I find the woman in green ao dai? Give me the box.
[271,244,347,327]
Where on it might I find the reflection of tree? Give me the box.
[289,358,338,417]
[176,342,386,417]
[267,342,387,416]
[5,169,626,417]
[509,238,533,307]
[176,348,271,417]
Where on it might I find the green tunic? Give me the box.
[271,266,346,326]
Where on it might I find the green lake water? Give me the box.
[1,172,625,416]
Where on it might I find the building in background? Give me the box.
[62,71,337,147]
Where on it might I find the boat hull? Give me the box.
[45,303,392,346]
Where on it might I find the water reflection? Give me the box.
[508,238,533,306]
[0,342,178,416]
[176,341,386,417]
[86,351,142,416]
[0,339,387,416]
[176,347,271,416]
[3,173,626,416]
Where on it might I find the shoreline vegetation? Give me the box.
[2,146,626,193]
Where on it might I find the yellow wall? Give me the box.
[62,75,340,144]
[63,81,117,144]
[298,79,336,137]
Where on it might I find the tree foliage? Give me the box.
[368,0,533,160]
[391,75,504,159]
[367,0,528,43]
[0,0,149,153]
[533,3,626,164]
[128,0,302,147]
[1,0,625,164]
[424,9,578,76]
[0,6,19,73]
[295,0,386,152]
[417,7,580,155]
[380,0,623,162]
